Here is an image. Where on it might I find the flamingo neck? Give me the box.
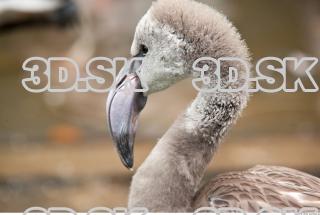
[128,75,248,212]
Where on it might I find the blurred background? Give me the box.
[0,0,319,212]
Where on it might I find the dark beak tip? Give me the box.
[123,158,134,169]
[115,138,134,169]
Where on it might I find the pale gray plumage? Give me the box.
[107,0,320,212]
[193,165,320,211]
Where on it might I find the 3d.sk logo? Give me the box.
[21,56,319,93]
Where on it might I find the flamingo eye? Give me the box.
[140,44,149,56]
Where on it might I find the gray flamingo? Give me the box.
[107,0,320,212]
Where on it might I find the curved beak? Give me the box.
[107,59,147,169]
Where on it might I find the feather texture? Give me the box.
[193,165,320,211]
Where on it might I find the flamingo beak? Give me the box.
[107,60,147,169]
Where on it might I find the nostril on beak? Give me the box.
[116,74,127,88]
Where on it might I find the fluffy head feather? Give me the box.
[151,0,250,60]
[131,0,250,94]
